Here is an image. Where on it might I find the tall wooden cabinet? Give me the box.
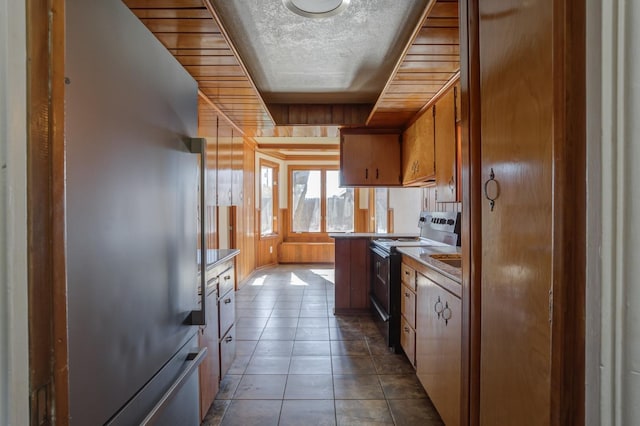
[467,0,585,423]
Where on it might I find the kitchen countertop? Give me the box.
[328,232,420,239]
[199,248,240,270]
[396,246,462,283]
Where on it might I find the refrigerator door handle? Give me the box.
[139,347,207,426]
[189,137,207,325]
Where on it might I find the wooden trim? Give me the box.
[257,144,339,151]
[403,71,461,130]
[550,0,586,423]
[365,0,438,125]
[258,159,279,237]
[27,0,69,423]
[201,0,275,124]
[460,1,481,425]
[198,90,248,137]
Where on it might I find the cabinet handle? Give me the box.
[405,292,410,298]
[376,168,379,179]
[224,275,231,280]
[225,335,233,343]
[404,326,410,333]
[224,298,231,304]
[442,301,452,325]
[434,296,443,319]
[484,168,499,212]
[365,168,369,179]
[449,176,455,193]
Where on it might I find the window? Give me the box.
[374,188,388,233]
[260,160,278,236]
[290,167,354,234]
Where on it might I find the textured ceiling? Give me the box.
[210,0,430,104]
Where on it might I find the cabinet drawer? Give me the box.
[401,283,416,329]
[400,316,416,367]
[220,324,236,379]
[401,263,416,290]
[217,266,235,299]
[218,289,235,338]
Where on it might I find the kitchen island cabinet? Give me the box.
[333,237,370,314]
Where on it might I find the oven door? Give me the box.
[370,245,391,313]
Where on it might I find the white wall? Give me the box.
[0,0,30,424]
[389,188,422,233]
[596,0,640,424]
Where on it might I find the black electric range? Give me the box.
[369,211,461,352]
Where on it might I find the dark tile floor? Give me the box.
[202,265,444,426]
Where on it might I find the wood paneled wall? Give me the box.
[233,138,257,287]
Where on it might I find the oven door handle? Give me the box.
[370,246,389,259]
[370,295,390,322]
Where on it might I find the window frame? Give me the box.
[287,165,357,241]
[259,159,279,238]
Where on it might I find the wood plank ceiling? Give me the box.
[123,0,459,152]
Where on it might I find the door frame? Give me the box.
[26,0,69,423]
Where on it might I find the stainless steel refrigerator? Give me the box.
[65,0,203,423]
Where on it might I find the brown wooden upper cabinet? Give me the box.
[402,105,436,185]
[340,129,402,187]
[434,84,459,202]
[398,81,460,195]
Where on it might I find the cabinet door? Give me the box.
[401,283,416,329]
[416,274,461,426]
[370,134,402,185]
[402,106,435,185]
[400,316,416,367]
[340,134,372,185]
[478,0,553,423]
[434,87,457,202]
[340,132,401,186]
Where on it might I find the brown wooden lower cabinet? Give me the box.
[199,258,237,420]
[333,237,370,314]
[415,265,461,426]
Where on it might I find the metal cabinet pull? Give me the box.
[434,296,443,319]
[225,335,233,343]
[449,176,455,193]
[484,168,500,211]
[224,298,231,304]
[442,301,452,325]
[224,275,231,280]
[376,168,379,179]
[404,326,410,332]
[405,292,410,298]
[365,168,369,179]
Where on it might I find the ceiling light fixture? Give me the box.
[282,0,350,18]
